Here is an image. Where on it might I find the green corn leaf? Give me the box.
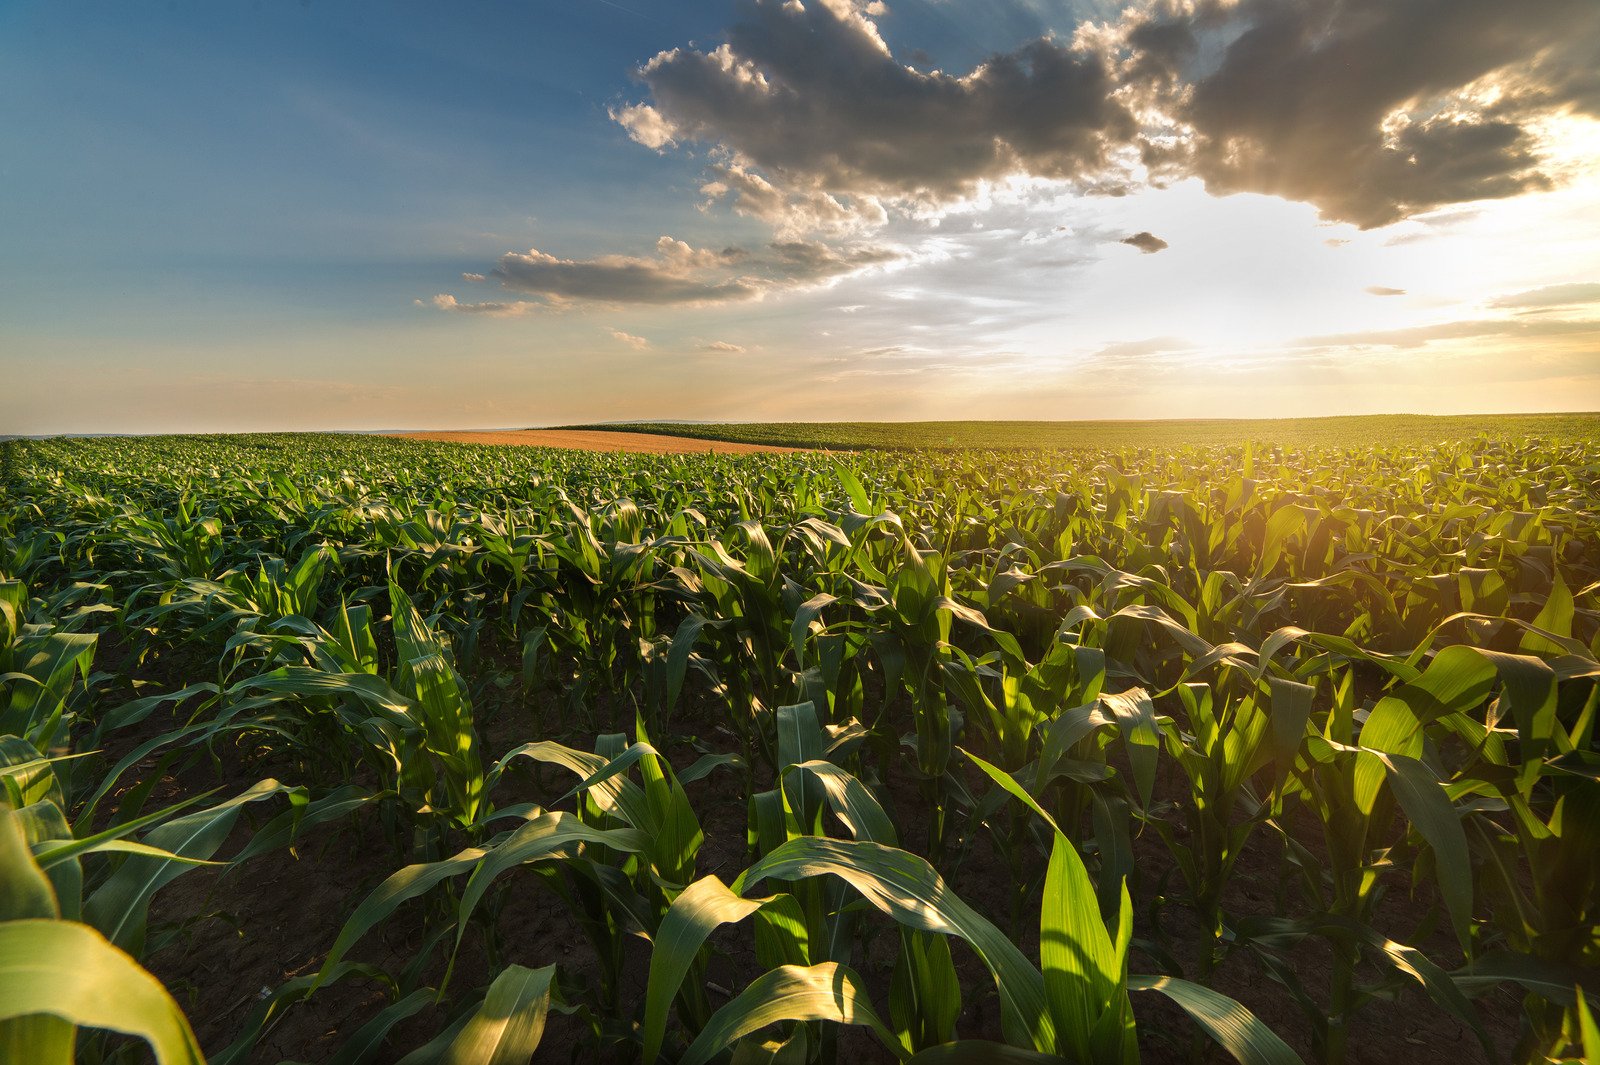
[965,748,1138,1060]
[325,987,435,1065]
[30,790,212,871]
[0,919,203,1065]
[1577,986,1599,1065]
[905,1043,1070,1063]
[1450,951,1598,1005]
[1521,571,1574,655]
[734,836,1055,1052]
[635,717,704,889]
[728,1024,809,1064]
[231,784,390,865]
[642,875,776,1064]
[1376,752,1474,952]
[1041,830,1120,1063]
[1098,688,1159,811]
[890,928,960,1052]
[680,751,745,785]
[836,463,873,514]
[83,778,297,954]
[784,760,897,845]
[1,805,59,920]
[313,845,491,990]
[679,962,904,1065]
[1128,975,1304,1065]
[441,964,556,1065]
[454,812,647,958]
[504,740,654,830]
[1265,677,1314,788]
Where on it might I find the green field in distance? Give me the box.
[562,412,1600,450]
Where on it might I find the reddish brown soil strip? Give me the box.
[390,429,803,455]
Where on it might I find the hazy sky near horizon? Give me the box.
[4,0,1599,434]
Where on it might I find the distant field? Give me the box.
[389,428,799,454]
[565,412,1600,450]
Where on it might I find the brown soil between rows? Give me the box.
[388,429,804,455]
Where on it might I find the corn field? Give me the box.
[2,431,1597,1065]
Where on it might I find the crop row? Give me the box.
[1,432,1597,1064]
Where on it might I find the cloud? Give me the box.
[767,238,899,279]
[461,272,487,282]
[615,0,1134,207]
[1294,316,1600,349]
[1365,286,1407,297]
[610,102,676,150]
[1490,282,1600,309]
[1121,0,1600,227]
[700,160,887,237]
[613,0,1600,238]
[419,294,538,318]
[492,237,758,306]
[1119,231,1168,254]
[703,340,746,353]
[607,328,651,349]
[442,233,899,310]
[1093,335,1193,358]
[629,0,1600,235]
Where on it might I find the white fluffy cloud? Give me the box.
[607,328,652,349]
[420,293,538,318]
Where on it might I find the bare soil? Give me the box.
[388,430,805,455]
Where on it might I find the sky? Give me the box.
[3,0,1598,434]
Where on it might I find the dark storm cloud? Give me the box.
[615,0,1134,204]
[1120,231,1168,253]
[1122,0,1600,227]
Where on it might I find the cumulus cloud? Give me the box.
[703,340,746,353]
[439,233,899,311]
[419,294,538,318]
[1119,231,1168,254]
[492,238,757,306]
[615,0,1599,236]
[607,328,651,349]
[767,239,899,279]
[1365,286,1407,297]
[614,0,1133,209]
[611,102,677,150]
[1490,282,1600,309]
[700,160,887,237]
[1119,0,1600,227]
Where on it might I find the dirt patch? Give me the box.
[388,430,805,455]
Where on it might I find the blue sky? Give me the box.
[4,0,1598,433]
